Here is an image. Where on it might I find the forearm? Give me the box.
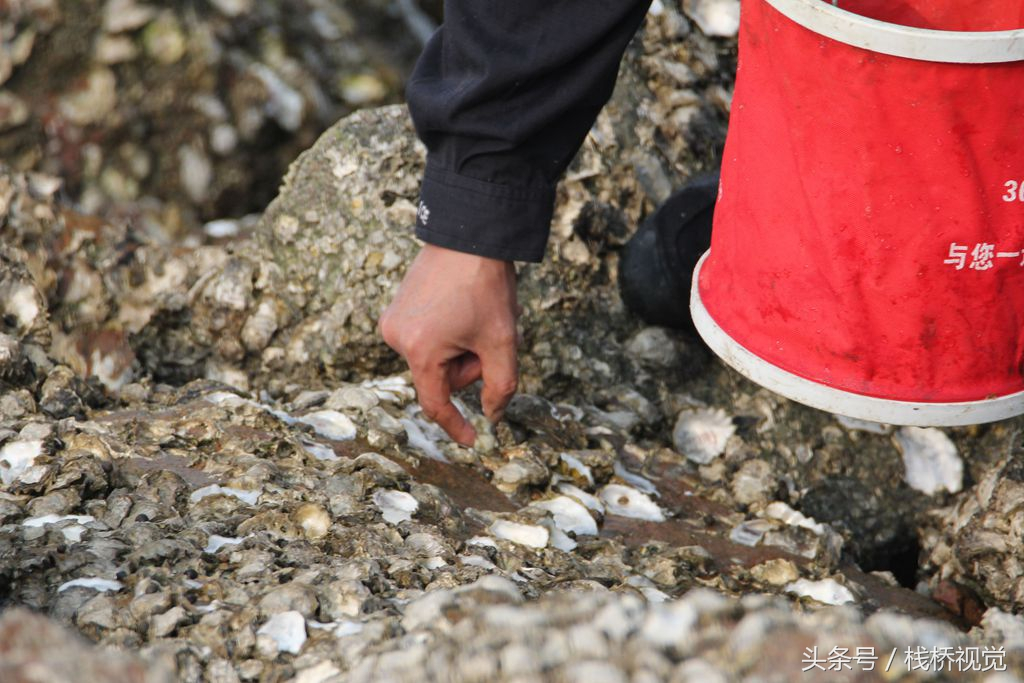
[407,0,652,262]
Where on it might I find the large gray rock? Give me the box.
[0,608,172,683]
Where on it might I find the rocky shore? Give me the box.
[3,1,1024,682]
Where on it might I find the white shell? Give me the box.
[835,415,891,434]
[0,439,44,487]
[729,519,775,547]
[488,520,550,549]
[23,514,95,542]
[613,461,659,496]
[893,427,963,495]
[672,409,735,465]
[559,452,594,485]
[531,496,598,537]
[257,611,307,654]
[57,578,124,593]
[554,482,605,514]
[541,520,577,552]
[301,440,338,462]
[205,534,244,553]
[625,574,670,603]
[203,219,240,238]
[785,578,856,605]
[22,514,94,527]
[361,376,416,404]
[683,0,740,37]
[372,490,419,524]
[599,484,666,522]
[294,504,331,539]
[190,484,261,506]
[762,502,826,536]
[294,661,344,683]
[8,283,40,329]
[400,405,448,460]
[297,410,357,441]
[308,620,363,642]
[459,554,497,570]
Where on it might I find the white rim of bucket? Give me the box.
[763,0,1024,63]
[690,251,1024,426]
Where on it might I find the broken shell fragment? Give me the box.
[599,484,665,522]
[672,408,735,464]
[0,439,44,487]
[893,427,962,495]
[372,490,418,525]
[531,496,598,537]
[293,503,331,539]
[297,410,357,441]
[489,519,550,549]
[257,611,307,655]
[784,578,856,606]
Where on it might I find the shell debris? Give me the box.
[372,489,418,525]
[204,534,245,554]
[190,485,261,506]
[293,503,331,539]
[559,453,595,486]
[893,427,963,495]
[729,519,775,547]
[297,410,357,441]
[672,408,735,465]
[23,514,95,543]
[488,520,550,549]
[784,578,856,606]
[257,611,307,655]
[599,484,665,522]
[0,439,44,487]
[761,502,826,536]
[361,376,416,404]
[531,496,598,537]
[399,405,448,460]
[835,414,891,434]
[57,578,124,593]
[555,481,605,514]
[300,440,338,462]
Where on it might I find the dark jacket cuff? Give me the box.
[414,162,555,263]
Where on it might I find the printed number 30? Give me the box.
[1006,180,1024,202]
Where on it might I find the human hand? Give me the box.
[379,244,519,446]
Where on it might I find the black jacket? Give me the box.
[406,0,653,262]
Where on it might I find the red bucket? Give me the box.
[692,0,1024,425]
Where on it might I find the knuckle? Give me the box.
[378,311,398,347]
[491,326,518,348]
[401,325,430,354]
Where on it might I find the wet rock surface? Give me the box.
[2,2,1024,681]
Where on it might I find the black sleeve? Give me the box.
[406,0,653,263]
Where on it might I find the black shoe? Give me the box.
[619,173,719,330]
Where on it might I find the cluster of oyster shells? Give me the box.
[0,0,417,242]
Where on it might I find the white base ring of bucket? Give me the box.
[763,0,1024,64]
[690,251,1024,426]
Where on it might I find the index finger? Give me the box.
[410,362,476,447]
[478,333,519,425]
